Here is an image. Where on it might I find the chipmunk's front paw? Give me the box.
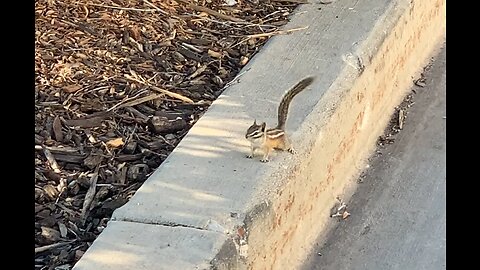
[246,154,253,159]
[288,148,297,154]
[260,158,269,163]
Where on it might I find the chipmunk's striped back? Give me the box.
[266,128,285,139]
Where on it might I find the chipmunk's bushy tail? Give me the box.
[276,76,315,130]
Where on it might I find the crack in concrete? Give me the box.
[113,217,208,232]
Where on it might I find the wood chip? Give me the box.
[43,147,61,174]
[53,116,63,142]
[83,151,104,169]
[41,227,61,243]
[208,49,223,58]
[65,112,111,128]
[58,222,68,238]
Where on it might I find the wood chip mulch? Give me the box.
[35,0,308,268]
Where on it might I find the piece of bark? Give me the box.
[53,116,64,142]
[148,115,187,134]
[44,170,62,183]
[127,164,150,182]
[124,107,149,123]
[65,112,112,128]
[58,222,68,238]
[116,166,128,185]
[45,146,80,154]
[115,153,144,162]
[84,151,104,169]
[53,153,87,164]
[35,134,44,144]
[41,226,61,243]
[138,140,165,150]
[123,140,137,154]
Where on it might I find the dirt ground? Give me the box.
[34,0,308,269]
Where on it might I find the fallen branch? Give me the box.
[230,26,309,49]
[150,86,194,104]
[142,0,168,15]
[107,93,165,112]
[87,3,157,13]
[247,26,308,39]
[124,74,194,104]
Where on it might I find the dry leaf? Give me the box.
[63,85,81,93]
[130,26,142,41]
[106,138,124,148]
[237,226,246,238]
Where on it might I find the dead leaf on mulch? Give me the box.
[106,138,124,148]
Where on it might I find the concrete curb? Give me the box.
[73,0,446,269]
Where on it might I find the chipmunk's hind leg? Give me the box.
[260,145,272,163]
[282,136,296,154]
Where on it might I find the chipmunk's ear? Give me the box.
[260,122,266,131]
[253,119,257,125]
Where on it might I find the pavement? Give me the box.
[301,44,446,270]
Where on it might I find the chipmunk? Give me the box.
[245,77,315,162]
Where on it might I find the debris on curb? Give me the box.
[330,197,351,220]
